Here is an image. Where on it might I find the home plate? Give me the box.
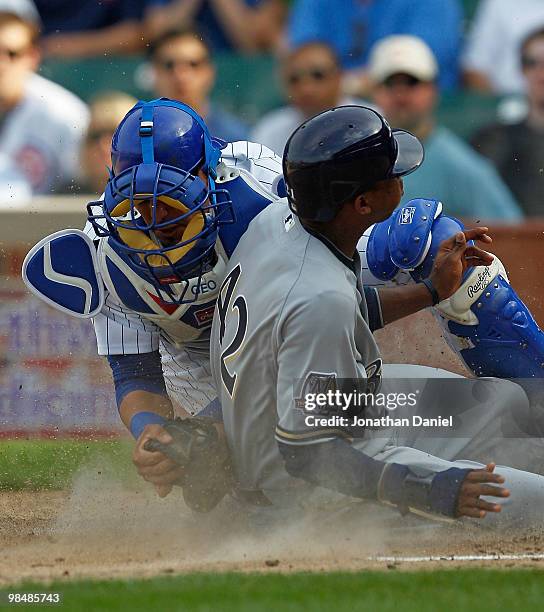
[369,553,544,563]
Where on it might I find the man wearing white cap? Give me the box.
[0,0,40,25]
[369,35,523,222]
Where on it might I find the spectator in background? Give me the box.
[462,0,544,95]
[79,91,137,195]
[369,35,523,222]
[0,10,89,195]
[252,42,366,156]
[145,0,286,54]
[34,0,147,58]
[0,0,39,25]
[287,0,462,92]
[0,153,32,204]
[149,28,248,141]
[470,29,544,217]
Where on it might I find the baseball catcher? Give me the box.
[22,98,286,508]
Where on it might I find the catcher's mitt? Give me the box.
[143,417,233,513]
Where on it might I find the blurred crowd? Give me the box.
[1,0,544,220]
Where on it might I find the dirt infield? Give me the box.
[374,310,469,375]
[2,470,544,586]
[2,312,543,586]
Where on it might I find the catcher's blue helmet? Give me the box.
[87,98,234,304]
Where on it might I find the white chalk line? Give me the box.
[368,553,544,563]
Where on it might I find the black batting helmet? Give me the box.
[282,105,424,222]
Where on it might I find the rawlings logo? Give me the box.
[467,267,492,299]
[399,207,416,225]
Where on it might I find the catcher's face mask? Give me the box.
[87,99,235,304]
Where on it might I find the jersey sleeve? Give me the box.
[220,141,283,193]
[275,290,370,445]
[92,292,161,355]
[82,211,161,356]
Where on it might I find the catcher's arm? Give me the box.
[107,353,184,498]
[120,389,188,499]
[108,353,233,509]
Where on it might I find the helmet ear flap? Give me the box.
[204,137,226,179]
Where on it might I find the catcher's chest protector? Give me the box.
[97,169,277,339]
[22,167,280,347]
[98,238,225,344]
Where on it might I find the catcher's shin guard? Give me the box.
[437,260,544,378]
[367,198,544,378]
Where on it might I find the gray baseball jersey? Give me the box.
[210,202,383,502]
[211,203,544,524]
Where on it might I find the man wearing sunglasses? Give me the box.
[0,9,89,195]
[370,35,523,223]
[252,42,365,156]
[471,27,544,216]
[78,91,137,196]
[149,27,248,143]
